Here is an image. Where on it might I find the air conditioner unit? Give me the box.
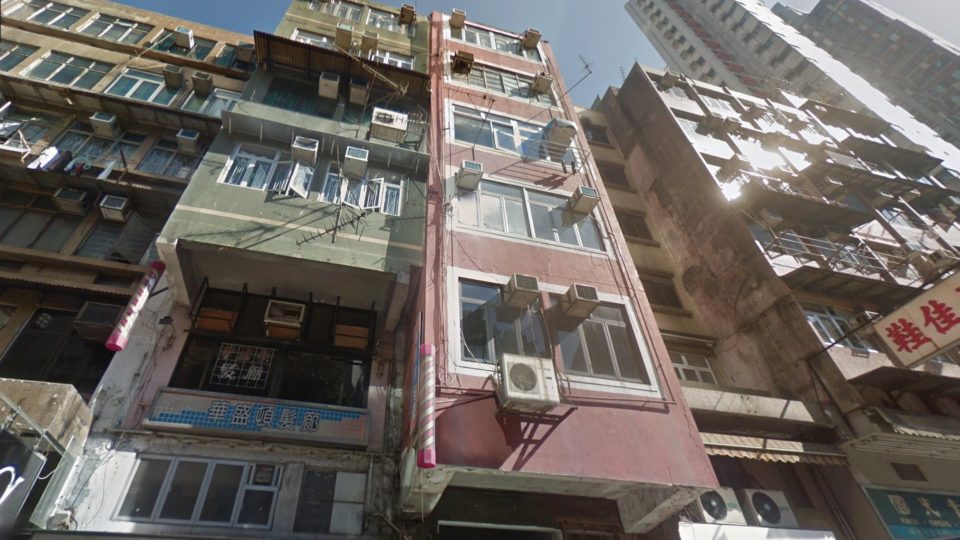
[53,187,90,215]
[335,23,355,49]
[659,70,683,89]
[701,113,725,133]
[452,50,474,73]
[497,354,560,412]
[850,310,879,330]
[191,71,214,95]
[264,299,305,340]
[530,73,553,94]
[563,283,600,319]
[361,31,379,53]
[569,185,600,214]
[450,9,466,29]
[456,160,483,190]
[738,489,800,528]
[173,26,195,49]
[925,248,958,267]
[759,208,784,228]
[343,146,369,178]
[236,42,255,63]
[349,78,369,105]
[99,194,130,222]
[743,106,767,121]
[902,188,921,202]
[820,176,844,196]
[73,302,123,341]
[522,28,541,49]
[717,154,749,181]
[318,71,341,100]
[175,128,200,154]
[504,274,540,308]
[162,64,183,87]
[90,112,119,138]
[688,488,747,525]
[720,116,743,133]
[292,136,319,164]
[871,190,895,207]
[399,4,416,25]
[370,108,409,143]
[544,118,578,159]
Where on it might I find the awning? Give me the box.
[701,433,848,465]
[871,407,960,441]
[851,366,960,400]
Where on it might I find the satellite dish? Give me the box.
[509,363,538,392]
[699,491,728,521]
[752,491,782,524]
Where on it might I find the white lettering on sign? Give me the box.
[0,466,26,508]
[876,272,960,367]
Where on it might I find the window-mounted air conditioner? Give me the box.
[318,71,341,100]
[236,42,255,63]
[191,71,213,96]
[758,208,784,228]
[522,28,541,49]
[569,185,599,214]
[264,299,306,340]
[370,108,409,143]
[176,128,200,154]
[497,354,560,412]
[399,4,416,25]
[871,190,895,207]
[688,488,747,525]
[361,31,379,53]
[452,50,474,73]
[99,194,130,222]
[738,489,800,529]
[456,160,483,190]
[292,136,319,164]
[503,274,540,308]
[659,70,683,89]
[450,9,466,29]
[530,72,553,95]
[90,112,119,138]
[563,283,600,319]
[162,64,183,87]
[349,77,369,105]
[716,153,748,181]
[73,302,123,341]
[53,187,90,215]
[173,26,195,49]
[335,23,355,49]
[343,146,369,178]
[850,310,879,331]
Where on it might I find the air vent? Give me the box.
[503,274,540,308]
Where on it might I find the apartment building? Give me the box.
[774,0,960,145]
[587,63,960,540]
[0,0,252,531]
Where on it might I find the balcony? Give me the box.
[803,149,940,200]
[734,171,873,229]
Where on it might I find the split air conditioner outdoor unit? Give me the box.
[522,28,541,49]
[456,160,483,190]
[530,72,553,94]
[370,108,409,143]
[738,489,800,529]
[73,302,123,341]
[264,300,306,340]
[236,42,256,63]
[173,26,195,49]
[497,354,560,412]
[450,9,466,29]
[335,23,355,49]
[90,112,119,138]
[162,64,183,87]
[318,71,341,99]
[569,185,600,214]
[343,146,369,178]
[452,50,474,73]
[349,78,369,105]
[361,31,379,53]
[688,488,747,525]
[292,136,319,164]
[191,71,214,96]
[99,194,130,222]
[175,128,200,154]
[53,187,90,215]
[563,283,600,319]
[503,274,540,308]
[399,4,416,25]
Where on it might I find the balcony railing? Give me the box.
[738,171,821,201]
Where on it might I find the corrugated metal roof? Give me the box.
[700,432,848,465]
[873,407,960,441]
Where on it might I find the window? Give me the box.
[452,24,541,62]
[118,457,281,528]
[452,105,577,164]
[319,167,405,216]
[371,49,414,70]
[459,280,549,364]
[670,351,716,384]
[220,145,298,193]
[182,89,241,117]
[292,29,334,49]
[550,297,651,383]
[700,95,738,116]
[596,162,630,189]
[293,470,364,534]
[0,108,57,152]
[314,0,363,22]
[0,41,38,72]
[212,45,255,71]
[0,197,80,252]
[25,51,112,89]
[803,304,873,352]
[614,210,653,241]
[639,274,684,310]
[458,179,604,251]
[20,1,89,29]
[153,31,216,60]
[264,77,339,118]
[79,14,152,44]
[581,119,610,144]
[451,62,555,105]
[138,139,200,179]
[676,117,735,159]
[76,212,155,264]
[367,8,400,32]
[55,122,145,166]
[106,69,179,105]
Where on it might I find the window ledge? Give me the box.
[450,358,661,398]
[448,37,545,67]
[447,80,561,111]
[455,224,609,256]
[650,304,694,317]
[448,140,572,171]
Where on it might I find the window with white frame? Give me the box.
[451,62,555,106]
[220,145,298,193]
[452,105,578,164]
[137,139,200,179]
[371,49,414,70]
[292,29,334,49]
[153,31,216,61]
[0,41,39,72]
[55,122,145,165]
[458,179,604,251]
[79,14,153,44]
[676,117,735,159]
[700,94,738,116]
[367,7,400,32]
[459,279,549,364]
[117,457,281,528]
[106,69,179,105]
[0,108,57,152]
[182,89,241,117]
[670,350,716,384]
[803,303,873,352]
[451,24,541,62]
[319,167,404,216]
[18,1,90,29]
[313,0,363,22]
[25,51,113,89]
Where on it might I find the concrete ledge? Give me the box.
[0,378,92,455]
[682,384,818,424]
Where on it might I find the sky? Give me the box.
[113,0,958,106]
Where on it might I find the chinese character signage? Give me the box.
[209,343,274,390]
[866,488,960,540]
[0,431,46,531]
[145,388,368,447]
[876,272,960,368]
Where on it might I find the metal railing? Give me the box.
[738,171,821,201]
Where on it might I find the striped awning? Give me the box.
[701,433,848,465]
